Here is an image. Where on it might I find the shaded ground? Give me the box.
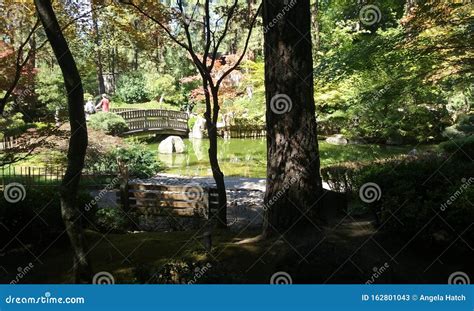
[0,209,470,284]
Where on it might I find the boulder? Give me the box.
[158,136,186,154]
[325,134,348,145]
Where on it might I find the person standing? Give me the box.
[84,99,96,120]
[96,94,110,112]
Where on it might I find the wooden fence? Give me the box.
[226,127,266,138]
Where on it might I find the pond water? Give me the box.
[148,138,424,178]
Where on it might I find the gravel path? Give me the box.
[91,174,332,231]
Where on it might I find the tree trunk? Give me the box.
[35,0,92,283]
[203,83,227,228]
[262,0,323,236]
[91,1,106,95]
[312,0,320,50]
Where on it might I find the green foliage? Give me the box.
[323,155,474,249]
[0,112,26,138]
[0,186,95,250]
[87,141,161,179]
[93,208,129,233]
[115,72,149,103]
[35,67,67,116]
[144,71,184,104]
[88,112,129,136]
[442,114,474,139]
[439,136,474,161]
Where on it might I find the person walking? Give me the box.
[96,94,110,112]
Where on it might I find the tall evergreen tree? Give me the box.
[262,0,323,236]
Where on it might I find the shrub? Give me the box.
[93,208,129,233]
[87,141,161,178]
[115,72,149,103]
[327,155,474,250]
[0,186,95,251]
[439,136,474,161]
[88,112,128,136]
[0,112,26,138]
[442,114,474,139]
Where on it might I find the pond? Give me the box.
[148,138,427,178]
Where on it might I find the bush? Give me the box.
[323,155,474,250]
[93,208,129,233]
[115,72,149,103]
[442,114,474,139]
[144,73,182,103]
[88,112,128,136]
[87,141,161,178]
[0,112,27,138]
[0,186,95,251]
[439,136,474,161]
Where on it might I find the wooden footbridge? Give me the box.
[110,108,189,136]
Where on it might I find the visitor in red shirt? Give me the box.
[96,94,110,112]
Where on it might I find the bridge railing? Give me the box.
[112,109,188,134]
[114,109,188,121]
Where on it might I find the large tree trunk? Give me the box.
[35,0,92,283]
[262,0,323,236]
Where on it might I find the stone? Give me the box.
[325,134,348,145]
[158,136,186,154]
[191,117,206,139]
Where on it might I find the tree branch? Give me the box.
[216,2,261,89]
